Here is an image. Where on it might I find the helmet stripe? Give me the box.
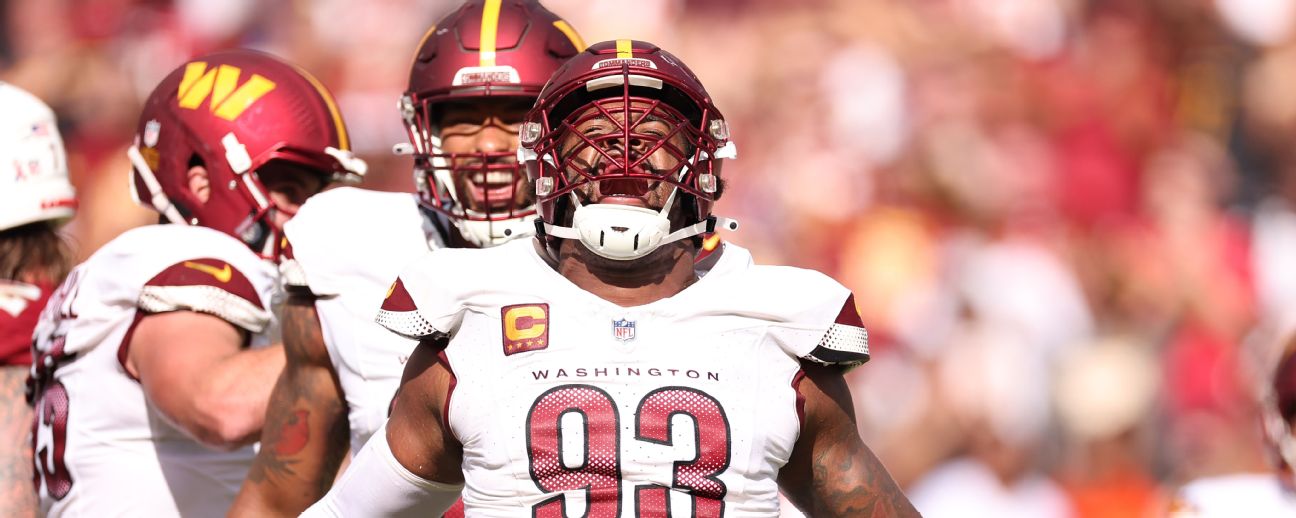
[293,66,350,151]
[479,0,503,67]
[616,39,633,59]
[552,20,586,51]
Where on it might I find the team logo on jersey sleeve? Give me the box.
[612,318,635,341]
[502,303,549,356]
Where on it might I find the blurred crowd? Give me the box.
[5,0,1296,516]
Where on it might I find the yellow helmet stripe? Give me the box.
[616,39,633,59]
[552,19,585,51]
[479,0,503,67]
[293,65,350,151]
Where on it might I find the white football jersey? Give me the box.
[1170,473,1296,518]
[29,224,278,517]
[282,186,444,452]
[376,239,867,517]
[283,186,756,454]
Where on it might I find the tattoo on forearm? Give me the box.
[245,301,348,495]
[810,428,916,518]
[0,366,36,517]
[274,410,311,456]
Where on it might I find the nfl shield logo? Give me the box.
[612,318,636,341]
[143,120,162,147]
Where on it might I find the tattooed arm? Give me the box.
[778,363,919,518]
[230,294,349,517]
[0,366,35,518]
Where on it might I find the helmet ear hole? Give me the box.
[184,154,210,204]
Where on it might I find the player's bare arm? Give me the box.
[0,365,35,518]
[127,311,285,450]
[779,363,919,518]
[386,336,462,484]
[231,293,349,516]
[302,336,462,517]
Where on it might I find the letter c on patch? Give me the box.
[504,305,547,341]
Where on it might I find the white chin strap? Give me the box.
[127,144,187,225]
[454,214,535,248]
[540,191,738,261]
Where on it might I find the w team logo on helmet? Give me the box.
[174,62,278,121]
[398,0,584,248]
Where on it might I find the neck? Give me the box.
[541,239,698,307]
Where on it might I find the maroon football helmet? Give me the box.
[399,0,584,247]
[519,39,738,260]
[128,49,365,260]
[1264,338,1296,483]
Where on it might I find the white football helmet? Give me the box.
[0,83,75,232]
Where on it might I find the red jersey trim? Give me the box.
[144,258,264,310]
[791,369,807,431]
[437,349,458,443]
[380,278,417,313]
[804,293,870,367]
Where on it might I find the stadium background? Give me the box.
[4,0,1295,515]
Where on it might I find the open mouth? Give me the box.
[463,170,522,212]
[599,177,652,197]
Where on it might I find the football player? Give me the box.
[0,83,76,518]
[230,2,617,516]
[1167,335,1296,517]
[28,50,364,516]
[307,40,917,517]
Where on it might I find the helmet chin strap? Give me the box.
[454,213,535,248]
[538,189,738,261]
[127,144,188,225]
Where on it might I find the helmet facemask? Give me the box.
[524,73,737,261]
[401,93,538,247]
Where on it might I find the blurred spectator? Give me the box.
[909,322,1075,518]
[1054,336,1164,518]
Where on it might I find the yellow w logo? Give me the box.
[177,62,277,121]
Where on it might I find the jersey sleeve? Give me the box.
[761,268,871,368]
[802,293,870,366]
[374,250,469,340]
[282,187,429,297]
[138,258,272,333]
